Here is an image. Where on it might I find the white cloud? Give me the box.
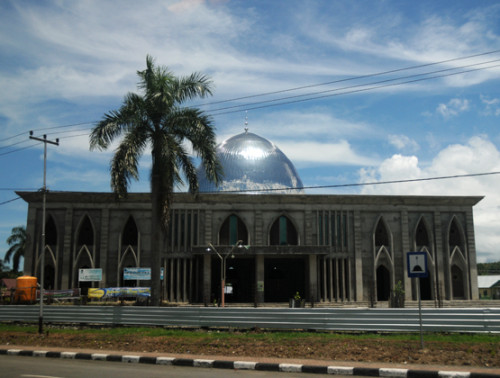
[388,134,419,152]
[436,98,469,118]
[359,135,500,262]
[281,140,378,167]
[481,95,500,116]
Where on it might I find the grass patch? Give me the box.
[1,323,499,344]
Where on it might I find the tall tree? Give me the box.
[90,56,222,305]
[5,225,27,272]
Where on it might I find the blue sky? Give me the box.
[1,0,500,265]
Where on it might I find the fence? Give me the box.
[0,306,499,333]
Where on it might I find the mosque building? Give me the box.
[18,130,481,306]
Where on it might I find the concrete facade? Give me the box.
[18,190,482,306]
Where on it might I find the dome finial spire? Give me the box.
[244,111,249,133]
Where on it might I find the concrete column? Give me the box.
[203,254,211,305]
[400,209,412,301]
[61,208,73,289]
[24,205,37,276]
[433,212,446,303]
[353,211,363,301]
[204,210,212,245]
[466,208,479,300]
[308,255,318,303]
[255,254,264,304]
[99,208,109,286]
[305,210,313,245]
[255,211,263,245]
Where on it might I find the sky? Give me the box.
[1,0,500,267]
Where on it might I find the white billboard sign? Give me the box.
[78,268,102,282]
[123,267,164,280]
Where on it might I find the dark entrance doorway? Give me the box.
[211,257,255,303]
[376,265,390,301]
[264,258,305,302]
[451,265,464,299]
[420,276,432,300]
[44,265,55,290]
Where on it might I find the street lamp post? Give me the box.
[29,132,59,334]
[207,241,243,307]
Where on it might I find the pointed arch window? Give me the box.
[270,215,298,245]
[77,215,94,246]
[219,214,248,245]
[45,216,57,246]
[449,218,464,252]
[122,216,138,247]
[375,219,389,247]
[416,220,429,248]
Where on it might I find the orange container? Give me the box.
[15,276,37,303]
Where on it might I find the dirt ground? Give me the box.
[1,328,499,368]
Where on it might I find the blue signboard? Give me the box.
[407,252,428,278]
[123,267,164,280]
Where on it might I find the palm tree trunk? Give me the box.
[150,172,162,306]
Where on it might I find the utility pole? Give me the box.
[29,131,59,334]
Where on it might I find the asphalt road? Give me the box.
[0,355,335,377]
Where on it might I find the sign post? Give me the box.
[407,252,428,349]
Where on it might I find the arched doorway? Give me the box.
[420,276,432,300]
[451,265,465,299]
[44,265,55,290]
[376,265,390,301]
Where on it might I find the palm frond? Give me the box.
[167,108,222,187]
[173,72,213,104]
[90,93,146,151]
[110,126,148,197]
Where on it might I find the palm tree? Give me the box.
[5,226,27,272]
[90,56,222,306]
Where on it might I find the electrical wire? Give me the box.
[200,170,500,194]
[0,197,21,206]
[2,168,498,207]
[1,51,499,155]
[195,49,500,107]
[210,61,500,115]
[2,169,498,206]
[2,50,500,148]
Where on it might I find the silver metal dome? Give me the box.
[197,131,304,193]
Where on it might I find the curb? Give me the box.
[1,348,499,378]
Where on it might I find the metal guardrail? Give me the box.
[0,306,499,333]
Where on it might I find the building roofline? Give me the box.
[16,190,484,207]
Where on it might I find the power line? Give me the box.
[0,56,498,156]
[2,169,498,206]
[210,61,500,116]
[196,49,500,107]
[2,50,500,146]
[0,197,21,206]
[0,121,95,144]
[0,143,39,157]
[0,49,500,148]
[202,170,500,194]
[2,169,497,203]
[1,59,498,154]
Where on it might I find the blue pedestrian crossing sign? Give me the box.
[407,252,428,278]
